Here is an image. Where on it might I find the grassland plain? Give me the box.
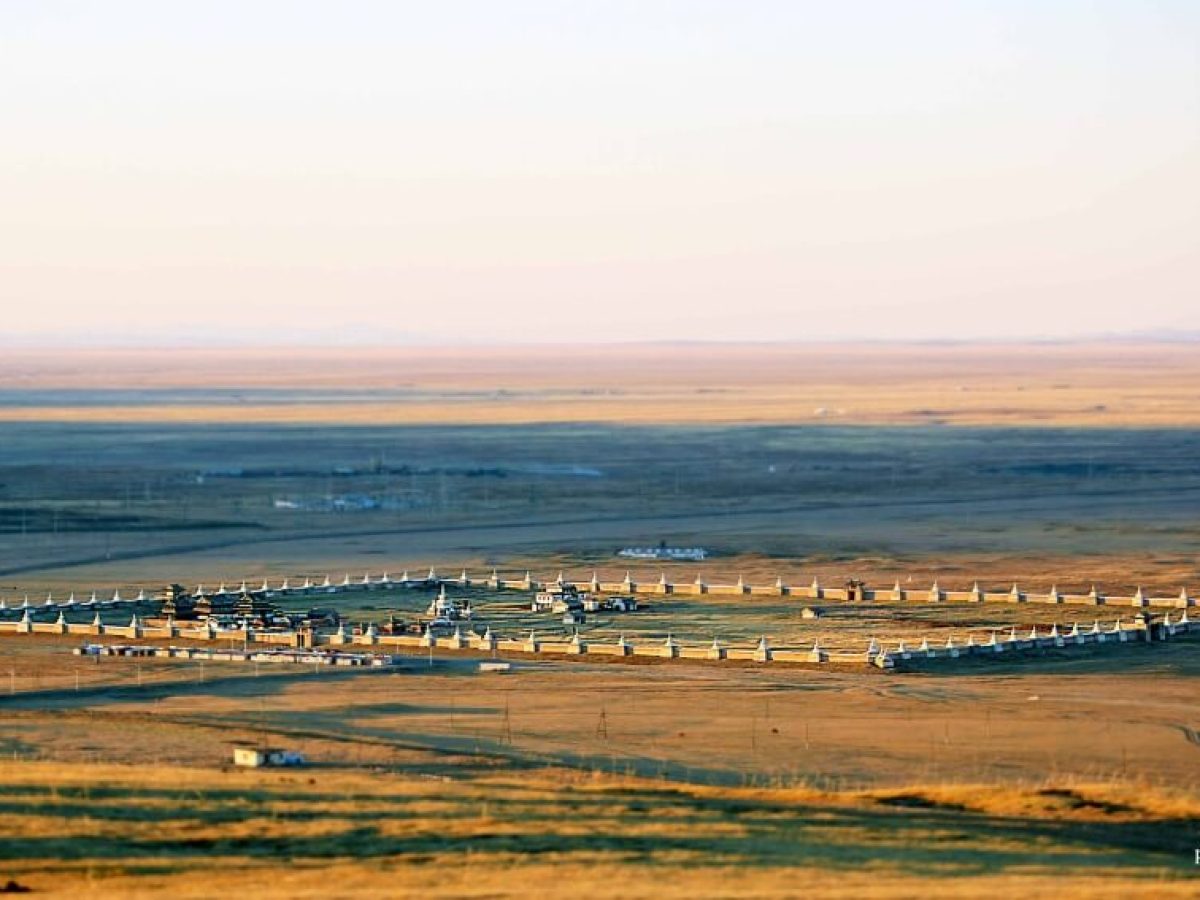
[1,420,1199,585]
[1,343,1199,896]
[0,760,1197,898]
[2,342,1200,427]
[1,648,1199,898]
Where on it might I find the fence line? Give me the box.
[1,570,1193,613]
[0,607,1192,671]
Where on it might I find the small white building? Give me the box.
[533,586,584,612]
[233,746,305,768]
[617,547,708,561]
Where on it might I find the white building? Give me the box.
[617,547,708,561]
[232,746,305,768]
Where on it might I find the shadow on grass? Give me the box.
[1,807,1195,877]
[1,781,1196,877]
[904,638,1200,679]
[0,666,410,712]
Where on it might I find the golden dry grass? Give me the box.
[2,621,1198,897]
[2,342,1199,426]
[4,640,1199,797]
[0,761,1196,898]
[3,341,1199,894]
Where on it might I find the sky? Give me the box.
[1,1,1198,345]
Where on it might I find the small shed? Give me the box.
[233,746,305,768]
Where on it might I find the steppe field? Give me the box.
[0,343,1198,896]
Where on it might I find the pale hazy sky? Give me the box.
[2,1,1198,344]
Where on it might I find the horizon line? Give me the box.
[2,331,1200,352]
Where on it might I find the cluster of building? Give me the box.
[532,584,639,625]
[273,493,426,512]
[158,584,337,630]
[73,642,402,667]
[617,546,708,561]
